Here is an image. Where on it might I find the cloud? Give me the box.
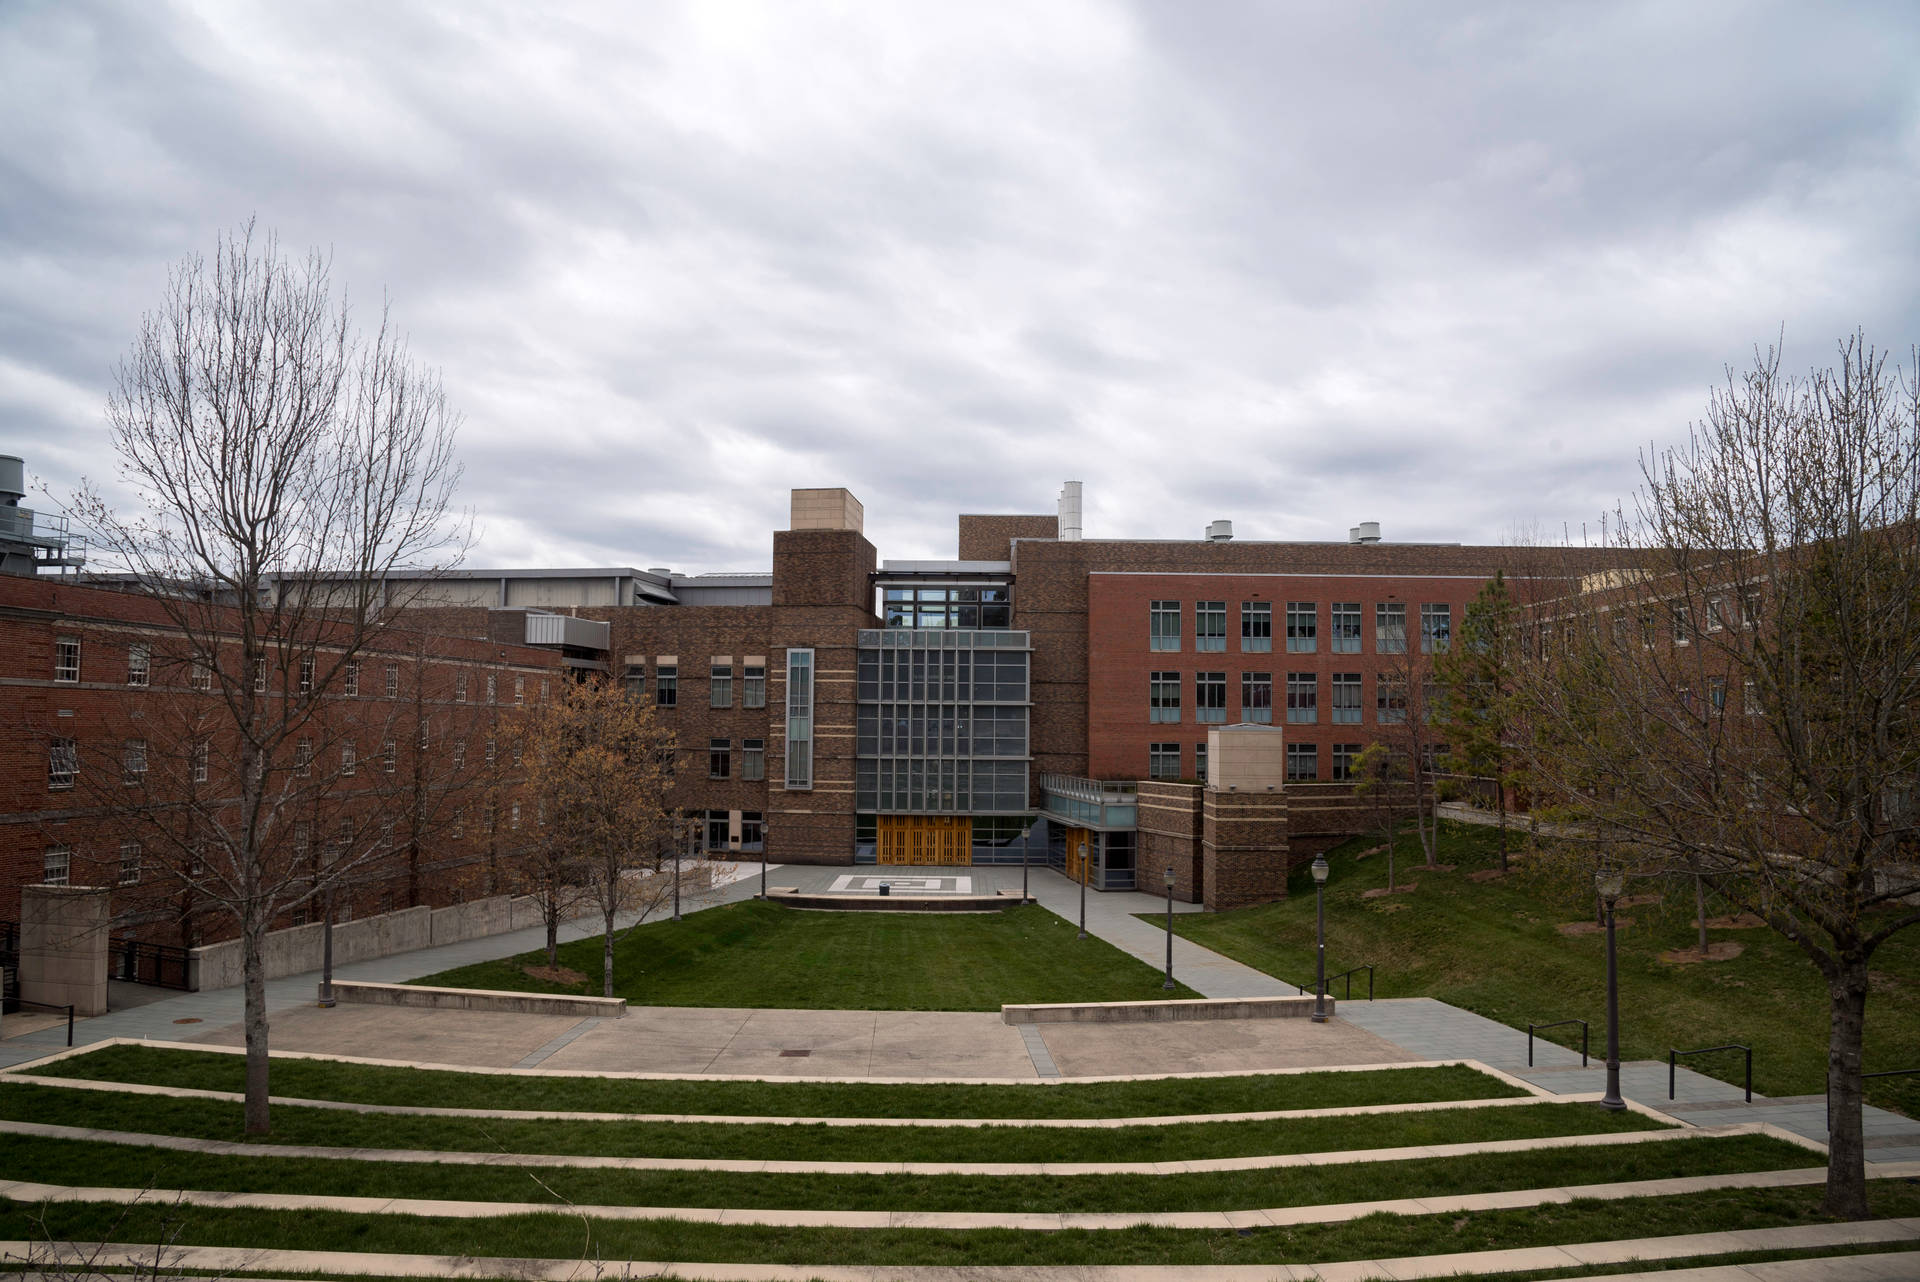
[4,0,1918,573]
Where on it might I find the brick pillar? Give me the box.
[1203,789,1290,911]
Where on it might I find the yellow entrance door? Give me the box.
[1063,828,1093,882]
[877,815,974,865]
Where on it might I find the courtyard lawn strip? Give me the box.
[1409,1241,1920,1282]
[25,1044,1527,1117]
[0,1084,1665,1163]
[0,1132,1817,1215]
[1153,818,1920,1116]
[409,900,1202,1009]
[9,1183,1920,1268]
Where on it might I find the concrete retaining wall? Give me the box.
[770,890,1024,913]
[1002,995,1335,1025]
[187,894,549,992]
[331,980,625,1018]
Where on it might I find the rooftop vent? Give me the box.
[645,567,673,576]
[1348,521,1382,545]
[1207,520,1233,543]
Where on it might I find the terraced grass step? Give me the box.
[0,1083,1666,1163]
[0,1131,1821,1214]
[20,1043,1526,1118]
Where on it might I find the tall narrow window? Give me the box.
[485,737,496,765]
[624,663,645,697]
[1706,597,1728,632]
[786,649,814,788]
[43,845,70,886]
[393,666,405,698]
[1286,602,1317,653]
[253,657,267,693]
[127,643,150,687]
[455,671,468,701]
[299,655,315,694]
[49,738,76,790]
[1377,675,1408,723]
[1331,603,1362,653]
[345,662,360,696]
[1241,602,1272,653]
[1331,743,1362,782]
[54,636,80,682]
[191,659,211,691]
[1149,601,1181,652]
[190,740,209,784]
[710,663,734,708]
[383,739,397,773]
[1149,671,1182,723]
[709,738,732,779]
[742,738,765,781]
[119,841,141,886]
[656,664,678,707]
[1195,601,1227,652]
[1420,603,1452,653]
[1148,742,1181,781]
[743,664,766,708]
[123,738,148,785]
[1286,742,1318,782]
[452,738,466,769]
[1195,740,1209,782]
[485,673,496,703]
[1242,671,1273,723]
[1708,676,1727,713]
[1669,601,1690,645]
[1286,672,1317,724]
[418,720,430,751]
[1195,671,1227,723]
[1332,673,1363,724]
[295,739,312,777]
[1375,603,1407,654]
[341,743,357,776]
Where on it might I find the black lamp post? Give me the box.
[759,818,769,900]
[1162,864,1177,989]
[1021,826,1029,902]
[1077,836,1088,939]
[1596,866,1626,1110]
[673,819,688,922]
[317,887,336,1008]
[1311,854,1330,1023]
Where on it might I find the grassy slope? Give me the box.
[0,1083,1660,1162]
[1155,819,1920,1113]
[411,900,1198,1009]
[35,1045,1523,1117]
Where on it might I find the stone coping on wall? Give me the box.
[769,891,1024,913]
[331,980,626,1019]
[1002,995,1335,1025]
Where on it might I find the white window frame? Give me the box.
[55,635,80,683]
[127,643,150,687]
[44,844,71,886]
[785,648,814,790]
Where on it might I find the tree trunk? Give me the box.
[1693,872,1708,956]
[602,900,617,999]
[1386,818,1396,894]
[1821,965,1872,1219]
[1496,785,1509,873]
[242,920,271,1135]
[545,905,560,968]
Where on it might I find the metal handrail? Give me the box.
[1671,1043,1752,1103]
[14,1000,75,1047]
[1528,1018,1589,1067]
[1295,963,1374,1001]
[1827,1066,1920,1130]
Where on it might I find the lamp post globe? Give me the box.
[1595,866,1626,1111]
[1310,855,1330,1023]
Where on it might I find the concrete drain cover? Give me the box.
[778,1049,812,1058]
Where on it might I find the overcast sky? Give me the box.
[6,2,1918,572]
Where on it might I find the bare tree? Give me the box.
[1373,643,1445,868]
[1512,335,1920,1218]
[1435,570,1525,870]
[1350,742,1408,894]
[69,222,467,1135]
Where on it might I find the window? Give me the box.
[1149,671,1182,723]
[455,671,468,702]
[742,738,765,781]
[1195,671,1227,723]
[512,741,522,766]
[418,721,430,751]
[711,663,733,708]
[624,663,645,697]
[123,738,147,785]
[541,679,550,701]
[127,643,149,687]
[1332,743,1362,782]
[43,845,70,886]
[1195,601,1227,652]
[253,657,267,693]
[741,811,764,851]
[342,743,358,776]
[743,664,766,708]
[299,655,314,694]
[1331,603,1362,654]
[1149,600,1181,652]
[1377,675,1407,723]
[510,802,521,831]
[485,673,496,703]
[1375,603,1406,653]
[1744,680,1761,716]
[119,841,141,885]
[1195,740,1209,783]
[1331,673,1363,724]
[1420,603,1452,654]
[1241,671,1273,723]
[191,659,211,691]
[393,666,405,699]
[452,738,466,769]
[1286,742,1318,782]
[1739,588,1761,628]
[49,737,76,790]
[345,662,360,696]
[1669,602,1690,645]
[1640,609,1657,648]
[383,739,397,773]
[54,635,79,682]
[1242,602,1272,653]
[191,740,209,784]
[1707,597,1728,632]
[710,738,731,779]
[786,649,814,788]
[656,664,678,707]
[295,739,312,777]
[485,737,496,765]
[1708,677,1726,713]
[1148,742,1181,781]
[1285,672,1317,724]
[1286,602,1316,653]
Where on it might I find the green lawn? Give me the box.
[411,899,1199,1009]
[0,1082,1660,1162]
[12,1183,1920,1267]
[0,1131,1813,1214]
[34,1044,1523,1117]
[1152,819,1920,1114]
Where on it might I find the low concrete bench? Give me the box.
[329,980,626,1018]
[1002,995,1334,1025]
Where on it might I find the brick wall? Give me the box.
[1136,781,1203,904]
[1203,789,1290,910]
[958,514,1057,561]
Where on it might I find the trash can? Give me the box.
[878,882,890,896]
